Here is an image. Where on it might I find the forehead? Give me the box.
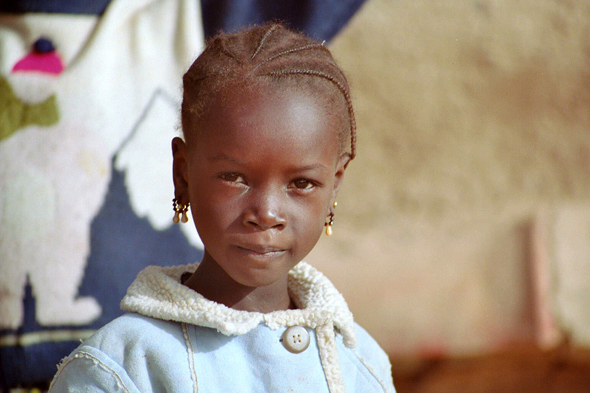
[190,81,341,163]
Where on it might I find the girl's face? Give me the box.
[173,82,347,291]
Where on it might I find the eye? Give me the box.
[291,179,315,190]
[219,172,246,184]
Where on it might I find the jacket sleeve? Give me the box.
[351,323,396,393]
[49,350,138,393]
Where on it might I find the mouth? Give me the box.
[235,244,287,259]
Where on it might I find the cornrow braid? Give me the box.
[253,44,331,70]
[251,24,281,60]
[182,22,357,160]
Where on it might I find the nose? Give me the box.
[243,186,286,230]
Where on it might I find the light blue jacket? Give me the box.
[49,262,396,392]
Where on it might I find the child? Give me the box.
[49,23,395,392]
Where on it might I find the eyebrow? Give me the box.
[296,163,329,172]
[208,154,329,172]
[208,154,246,165]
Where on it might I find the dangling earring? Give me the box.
[172,198,190,224]
[325,201,337,236]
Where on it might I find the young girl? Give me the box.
[49,23,395,393]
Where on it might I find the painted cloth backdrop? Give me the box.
[0,0,366,389]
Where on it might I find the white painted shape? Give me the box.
[3,169,56,245]
[0,0,205,330]
[115,93,203,249]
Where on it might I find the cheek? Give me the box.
[193,197,236,230]
[189,186,236,236]
[291,207,326,258]
[291,197,330,238]
[192,203,238,251]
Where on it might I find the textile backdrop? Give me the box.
[0,0,366,388]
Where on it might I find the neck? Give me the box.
[183,255,295,313]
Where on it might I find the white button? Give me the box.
[282,326,310,353]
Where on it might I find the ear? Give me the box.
[331,153,350,202]
[172,137,189,204]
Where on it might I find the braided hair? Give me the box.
[181,23,357,160]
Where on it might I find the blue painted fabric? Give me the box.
[0,0,111,14]
[200,0,367,41]
[0,0,367,42]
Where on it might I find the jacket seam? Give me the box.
[49,350,131,393]
[351,348,390,392]
[182,322,199,393]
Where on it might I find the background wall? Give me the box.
[2,0,589,390]
[308,0,590,358]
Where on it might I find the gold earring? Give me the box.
[172,198,190,224]
[325,201,337,236]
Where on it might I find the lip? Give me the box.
[235,244,287,258]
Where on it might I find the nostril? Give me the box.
[243,210,286,230]
[246,219,260,229]
[243,191,286,229]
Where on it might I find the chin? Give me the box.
[232,268,289,289]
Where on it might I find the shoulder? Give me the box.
[337,323,396,393]
[49,313,192,392]
[353,323,390,365]
[87,312,184,346]
[82,313,190,368]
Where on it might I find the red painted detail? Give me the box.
[12,52,64,75]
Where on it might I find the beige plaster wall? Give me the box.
[306,0,590,356]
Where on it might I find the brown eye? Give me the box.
[220,173,245,183]
[292,179,314,190]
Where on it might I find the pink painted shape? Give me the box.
[417,341,449,360]
[12,52,64,75]
[530,208,563,349]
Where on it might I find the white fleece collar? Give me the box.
[121,261,357,348]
